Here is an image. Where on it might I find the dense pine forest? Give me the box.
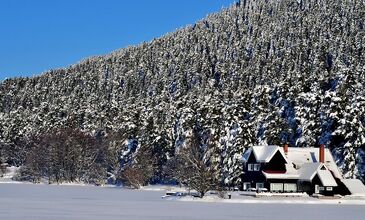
[0,0,364,187]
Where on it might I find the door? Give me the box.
[243,182,251,191]
[315,185,319,194]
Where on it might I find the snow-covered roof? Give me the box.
[341,179,365,196]
[242,145,344,184]
[243,145,288,163]
[263,164,299,179]
[294,162,338,187]
[262,172,299,179]
[285,147,343,179]
[298,163,322,181]
[241,148,252,162]
[317,170,338,187]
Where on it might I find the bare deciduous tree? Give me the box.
[121,145,157,188]
[166,127,220,197]
[19,128,107,184]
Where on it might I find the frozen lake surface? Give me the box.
[0,183,364,220]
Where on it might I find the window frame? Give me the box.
[270,183,284,192]
[284,183,297,192]
[256,182,264,189]
[247,163,254,171]
[253,163,261,171]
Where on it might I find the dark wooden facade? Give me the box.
[240,146,354,196]
[264,152,286,172]
[241,152,265,190]
[242,148,339,195]
[242,150,298,192]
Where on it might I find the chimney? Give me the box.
[283,143,289,155]
[319,144,325,163]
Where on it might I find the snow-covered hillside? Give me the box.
[0,0,364,185]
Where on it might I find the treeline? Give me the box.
[12,127,155,186]
[15,128,106,184]
[12,127,219,197]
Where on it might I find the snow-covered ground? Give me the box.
[0,183,364,220]
[176,192,365,205]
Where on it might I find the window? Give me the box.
[248,164,253,171]
[270,183,284,192]
[315,185,321,193]
[284,183,297,192]
[254,163,261,171]
[256,182,264,189]
[326,187,333,191]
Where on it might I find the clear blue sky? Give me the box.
[0,0,235,80]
